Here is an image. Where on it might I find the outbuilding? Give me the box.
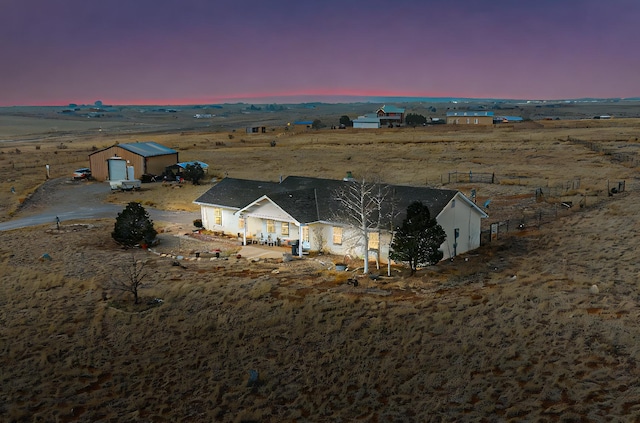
[88,141,179,181]
[353,114,381,129]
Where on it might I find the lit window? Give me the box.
[266,220,275,233]
[213,208,222,225]
[302,226,310,242]
[333,227,343,245]
[238,217,245,229]
[281,222,289,236]
[368,232,379,250]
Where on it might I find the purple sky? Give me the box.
[1,0,639,106]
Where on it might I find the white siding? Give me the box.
[436,193,484,260]
[200,205,241,235]
[353,121,380,129]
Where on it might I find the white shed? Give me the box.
[353,115,381,129]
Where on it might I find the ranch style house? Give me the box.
[194,176,488,262]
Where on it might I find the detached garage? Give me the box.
[88,141,178,181]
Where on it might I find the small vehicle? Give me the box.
[72,168,92,180]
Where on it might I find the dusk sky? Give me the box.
[1,0,639,106]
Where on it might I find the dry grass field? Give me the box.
[2,104,640,421]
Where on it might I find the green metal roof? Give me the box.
[378,105,405,113]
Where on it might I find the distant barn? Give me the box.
[88,141,179,181]
[246,126,266,134]
[292,121,314,131]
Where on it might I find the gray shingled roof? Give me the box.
[266,189,325,223]
[194,178,286,208]
[195,176,464,225]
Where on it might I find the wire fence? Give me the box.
[567,137,639,167]
[442,171,495,185]
[479,180,630,245]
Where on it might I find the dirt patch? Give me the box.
[15,177,109,216]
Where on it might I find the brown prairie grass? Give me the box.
[2,109,640,420]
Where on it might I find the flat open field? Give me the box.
[2,103,640,421]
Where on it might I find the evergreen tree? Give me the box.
[339,115,353,127]
[405,113,427,127]
[112,202,157,247]
[390,201,446,275]
[183,163,205,185]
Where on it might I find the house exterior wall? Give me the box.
[197,190,485,263]
[446,115,493,125]
[200,205,241,234]
[435,193,483,259]
[89,146,178,181]
[376,110,404,124]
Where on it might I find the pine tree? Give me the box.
[112,202,157,247]
[390,201,446,275]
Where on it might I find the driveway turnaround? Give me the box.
[0,178,199,231]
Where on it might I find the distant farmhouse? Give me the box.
[194,176,487,261]
[446,111,494,125]
[353,105,406,129]
[88,141,178,181]
[377,105,405,126]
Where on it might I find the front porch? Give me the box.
[238,243,292,260]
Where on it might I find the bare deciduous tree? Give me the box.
[333,176,393,274]
[110,253,148,304]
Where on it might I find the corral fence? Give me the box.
[567,136,639,167]
[480,179,630,245]
[442,171,495,185]
[480,204,573,245]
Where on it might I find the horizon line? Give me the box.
[2,94,640,108]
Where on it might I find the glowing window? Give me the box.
[281,222,289,236]
[302,226,310,242]
[333,227,343,245]
[213,208,222,225]
[266,220,275,233]
[368,232,379,250]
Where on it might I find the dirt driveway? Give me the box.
[0,178,200,231]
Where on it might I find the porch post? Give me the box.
[242,215,247,245]
[298,224,304,258]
